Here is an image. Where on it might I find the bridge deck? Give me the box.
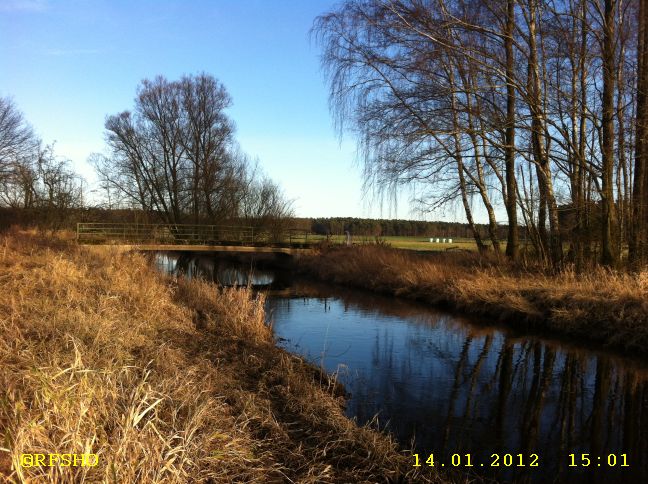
[107,244,313,255]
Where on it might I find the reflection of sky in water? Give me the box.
[155,253,178,274]
[267,296,648,484]
[155,253,274,286]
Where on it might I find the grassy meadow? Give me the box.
[0,229,441,483]
[297,234,482,251]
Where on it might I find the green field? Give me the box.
[299,234,480,251]
[380,236,479,251]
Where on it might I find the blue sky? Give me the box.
[0,0,444,219]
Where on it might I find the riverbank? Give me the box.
[298,245,648,356]
[0,231,440,483]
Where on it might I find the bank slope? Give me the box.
[0,231,440,483]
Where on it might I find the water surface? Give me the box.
[158,253,648,483]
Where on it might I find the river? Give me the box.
[156,252,648,484]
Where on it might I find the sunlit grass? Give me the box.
[0,229,441,483]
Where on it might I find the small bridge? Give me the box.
[76,223,314,255]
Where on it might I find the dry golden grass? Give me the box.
[0,230,441,483]
[300,245,648,354]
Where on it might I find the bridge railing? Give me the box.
[76,223,311,246]
[77,223,256,245]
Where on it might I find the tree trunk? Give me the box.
[630,0,648,266]
[505,0,519,260]
[600,0,618,265]
[448,65,488,254]
[528,0,562,267]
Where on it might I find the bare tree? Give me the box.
[35,145,84,228]
[0,99,84,229]
[504,0,520,259]
[241,169,295,237]
[94,73,292,229]
[179,74,240,221]
[599,0,619,265]
[314,0,644,269]
[0,96,40,209]
[313,1,504,252]
[0,156,38,208]
[95,74,243,224]
[0,97,37,180]
[630,0,648,265]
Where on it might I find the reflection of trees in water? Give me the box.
[267,288,648,482]
[521,343,555,454]
[442,336,473,451]
[344,327,648,483]
[495,339,514,449]
[288,279,469,330]
[175,253,195,277]
[171,253,277,286]
[462,335,493,427]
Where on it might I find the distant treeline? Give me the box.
[290,217,506,239]
[0,207,155,232]
[0,207,293,234]
[294,208,609,243]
